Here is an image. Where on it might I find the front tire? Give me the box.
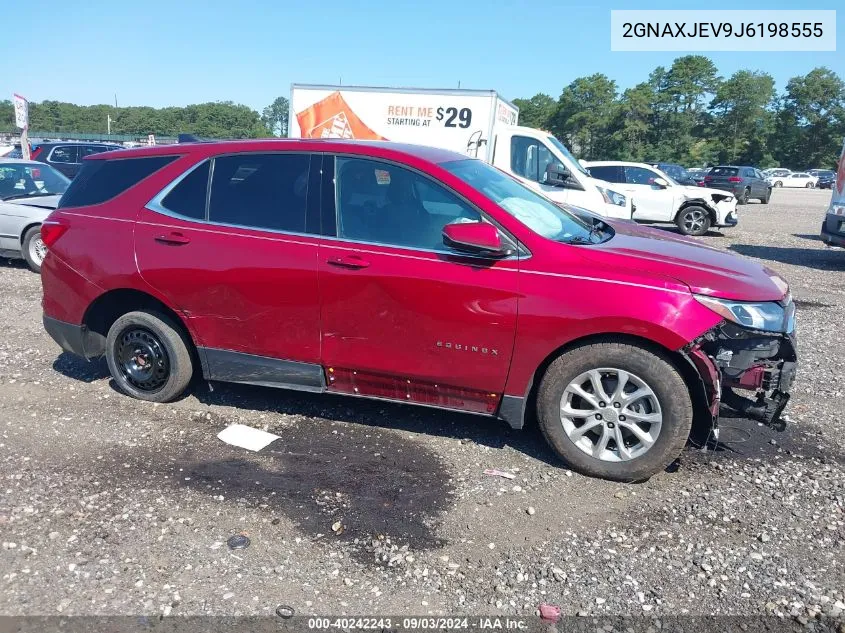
[761,188,771,204]
[537,342,693,482]
[737,188,750,205]
[105,310,194,402]
[676,205,711,236]
[21,225,46,273]
[774,181,782,188]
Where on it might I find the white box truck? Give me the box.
[289,84,632,219]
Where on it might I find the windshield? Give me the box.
[442,159,599,244]
[545,136,590,177]
[659,164,690,182]
[0,162,70,200]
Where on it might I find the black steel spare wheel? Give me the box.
[105,310,194,403]
[116,327,170,392]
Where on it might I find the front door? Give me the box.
[317,155,519,414]
[622,166,676,222]
[135,152,324,387]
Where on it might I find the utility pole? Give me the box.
[108,114,113,135]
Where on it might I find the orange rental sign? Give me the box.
[296,91,385,140]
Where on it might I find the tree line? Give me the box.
[513,56,845,170]
[0,96,290,140]
[3,57,844,169]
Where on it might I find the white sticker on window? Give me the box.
[374,169,391,185]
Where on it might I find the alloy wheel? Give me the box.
[29,236,47,266]
[559,368,663,462]
[682,209,706,234]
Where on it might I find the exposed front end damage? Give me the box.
[683,319,797,434]
[683,191,737,227]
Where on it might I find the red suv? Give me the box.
[40,140,797,481]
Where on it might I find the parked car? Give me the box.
[0,158,70,272]
[704,166,771,204]
[25,142,123,178]
[686,168,709,185]
[821,141,845,247]
[585,161,737,236]
[40,140,797,482]
[770,172,818,188]
[763,168,791,178]
[813,170,835,189]
[645,163,698,186]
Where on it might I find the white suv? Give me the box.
[585,161,738,236]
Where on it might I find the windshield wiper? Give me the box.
[2,192,60,201]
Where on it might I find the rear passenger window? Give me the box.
[160,161,209,220]
[58,156,178,208]
[50,146,79,164]
[208,153,309,233]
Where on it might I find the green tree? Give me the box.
[550,74,618,160]
[709,70,776,165]
[512,93,556,130]
[261,96,290,137]
[775,67,845,169]
[609,83,654,161]
[648,56,721,163]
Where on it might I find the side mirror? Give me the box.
[442,221,513,258]
[544,162,570,187]
[652,177,669,188]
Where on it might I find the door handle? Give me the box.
[154,232,191,246]
[327,255,370,270]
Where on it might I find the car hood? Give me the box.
[682,185,735,200]
[576,221,787,302]
[2,194,62,210]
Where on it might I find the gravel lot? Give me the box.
[1,188,843,623]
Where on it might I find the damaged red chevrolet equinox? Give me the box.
[40,140,797,481]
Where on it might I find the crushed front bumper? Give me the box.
[684,321,797,432]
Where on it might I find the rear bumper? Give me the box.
[43,315,105,359]
[821,218,845,247]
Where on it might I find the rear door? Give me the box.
[316,154,519,414]
[135,151,324,387]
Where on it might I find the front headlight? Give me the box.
[597,186,627,207]
[695,295,789,332]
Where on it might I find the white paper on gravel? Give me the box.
[217,424,280,452]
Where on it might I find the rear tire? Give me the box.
[675,205,711,236]
[105,310,194,403]
[536,342,693,482]
[805,182,814,188]
[21,225,46,273]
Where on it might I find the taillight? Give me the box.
[727,176,743,182]
[30,146,43,160]
[41,219,68,248]
[704,176,713,181]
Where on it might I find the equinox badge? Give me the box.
[437,341,498,356]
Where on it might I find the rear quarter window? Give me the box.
[59,156,178,208]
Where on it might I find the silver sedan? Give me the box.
[0,158,69,272]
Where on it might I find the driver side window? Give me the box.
[335,157,480,251]
[510,136,560,183]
